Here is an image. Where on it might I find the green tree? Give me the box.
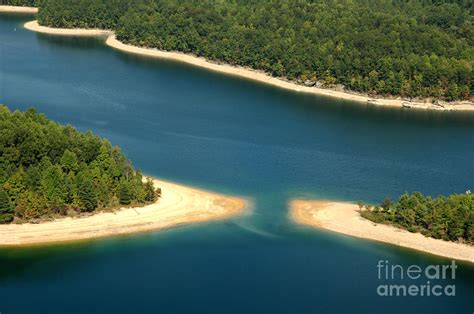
[40,165,67,212]
[0,187,14,224]
[77,173,98,212]
[119,180,133,205]
[60,149,79,173]
[144,179,156,202]
[381,197,392,213]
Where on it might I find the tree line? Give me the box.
[0,105,158,224]
[361,192,473,244]
[10,0,471,101]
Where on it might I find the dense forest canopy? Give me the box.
[361,192,474,244]
[6,0,470,101]
[0,105,157,223]
[0,0,38,6]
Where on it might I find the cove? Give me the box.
[1,14,474,313]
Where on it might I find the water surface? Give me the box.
[1,14,473,313]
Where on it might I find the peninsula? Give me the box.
[0,105,246,245]
[0,178,246,246]
[290,200,474,263]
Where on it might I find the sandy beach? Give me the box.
[19,19,474,112]
[105,35,473,111]
[0,5,37,14]
[0,178,247,246]
[24,20,112,37]
[290,200,474,263]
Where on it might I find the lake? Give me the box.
[0,14,473,313]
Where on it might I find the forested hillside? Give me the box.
[0,105,157,223]
[38,0,130,30]
[5,0,474,100]
[361,192,474,244]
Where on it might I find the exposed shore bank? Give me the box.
[0,178,247,246]
[290,200,474,263]
[19,19,474,112]
[0,5,37,14]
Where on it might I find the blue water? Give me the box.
[0,14,473,313]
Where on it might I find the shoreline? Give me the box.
[0,178,247,246]
[24,20,112,37]
[290,200,474,263]
[0,5,37,14]
[19,19,474,112]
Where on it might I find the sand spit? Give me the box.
[24,20,112,37]
[0,5,37,14]
[291,200,474,263]
[0,179,247,246]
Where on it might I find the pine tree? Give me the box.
[77,173,98,212]
[40,165,67,212]
[0,187,14,224]
[144,179,156,202]
[119,181,132,205]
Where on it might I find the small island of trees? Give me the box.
[361,192,474,244]
[0,105,158,224]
